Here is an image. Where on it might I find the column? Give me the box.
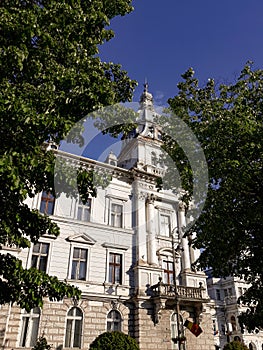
[147,194,158,265]
[133,181,148,264]
[178,202,191,271]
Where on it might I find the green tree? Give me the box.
[0,0,136,310]
[223,340,249,350]
[160,62,263,330]
[32,336,51,350]
[89,331,140,350]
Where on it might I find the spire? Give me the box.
[139,81,154,111]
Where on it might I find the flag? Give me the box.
[184,320,203,337]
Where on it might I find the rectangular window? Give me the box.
[228,287,233,296]
[71,248,88,280]
[77,199,91,221]
[111,204,123,228]
[224,289,228,298]
[40,191,55,215]
[31,242,49,272]
[216,289,221,300]
[109,253,122,284]
[160,214,171,237]
[163,260,174,284]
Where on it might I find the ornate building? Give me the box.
[0,85,238,350]
[207,273,263,350]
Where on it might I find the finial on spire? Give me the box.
[140,80,154,112]
[144,78,148,93]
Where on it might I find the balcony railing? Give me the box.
[151,279,207,301]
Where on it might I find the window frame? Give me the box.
[30,241,50,273]
[19,308,40,348]
[68,243,90,282]
[70,247,89,281]
[76,198,91,222]
[39,191,55,215]
[110,202,123,228]
[159,213,171,237]
[162,259,174,285]
[106,309,122,332]
[108,252,123,285]
[64,307,83,348]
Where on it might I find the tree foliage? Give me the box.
[32,336,52,350]
[160,62,263,329]
[0,0,136,310]
[223,341,249,350]
[89,331,140,350]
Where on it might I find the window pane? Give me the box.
[80,249,87,260]
[65,319,73,347]
[30,316,40,346]
[33,243,40,253]
[20,317,29,347]
[77,207,82,220]
[47,201,54,215]
[115,266,121,284]
[31,255,38,269]
[71,261,77,279]
[39,256,47,272]
[115,214,122,228]
[107,321,112,332]
[73,248,80,259]
[73,320,82,347]
[83,208,90,221]
[109,265,114,283]
[113,321,120,331]
[75,308,82,317]
[79,262,86,280]
[41,243,49,254]
[40,202,47,214]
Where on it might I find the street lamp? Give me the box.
[171,228,184,350]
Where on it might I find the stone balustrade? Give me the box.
[151,280,206,301]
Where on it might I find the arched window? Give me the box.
[20,307,40,347]
[107,310,122,332]
[171,312,184,349]
[65,307,83,348]
[230,315,237,331]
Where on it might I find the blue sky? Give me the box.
[62,0,263,159]
[100,0,263,104]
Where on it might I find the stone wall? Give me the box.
[0,297,131,350]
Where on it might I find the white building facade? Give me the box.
[0,86,260,350]
[207,273,263,350]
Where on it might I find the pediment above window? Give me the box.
[102,242,129,251]
[66,233,96,245]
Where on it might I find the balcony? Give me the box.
[150,278,209,324]
[151,278,208,302]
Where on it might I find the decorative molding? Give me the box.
[146,193,157,204]
[105,194,129,202]
[102,242,129,251]
[66,233,96,245]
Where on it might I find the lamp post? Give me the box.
[172,228,184,350]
